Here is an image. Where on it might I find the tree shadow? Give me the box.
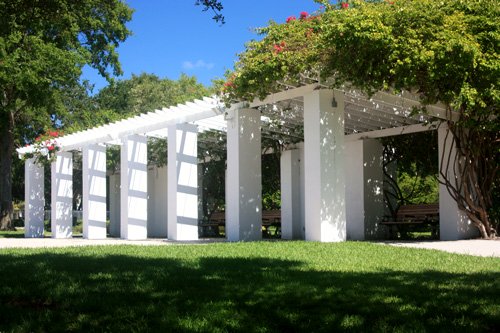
[0,251,498,332]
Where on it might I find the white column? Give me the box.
[438,126,478,240]
[198,163,204,225]
[120,134,148,240]
[226,108,262,241]
[345,139,385,240]
[168,123,199,240]
[51,151,73,238]
[303,89,346,242]
[281,149,303,239]
[108,173,121,237]
[147,165,168,238]
[24,159,45,238]
[82,144,107,239]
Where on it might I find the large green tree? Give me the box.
[0,0,133,230]
[223,0,499,238]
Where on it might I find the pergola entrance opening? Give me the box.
[19,84,479,242]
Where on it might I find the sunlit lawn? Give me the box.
[0,240,499,332]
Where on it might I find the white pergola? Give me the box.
[18,84,478,241]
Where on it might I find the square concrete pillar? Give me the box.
[147,165,168,238]
[281,149,304,239]
[108,173,121,237]
[438,125,478,240]
[51,151,73,238]
[24,159,45,238]
[226,108,262,241]
[120,134,148,240]
[168,123,199,240]
[303,89,346,242]
[345,139,385,240]
[82,144,107,239]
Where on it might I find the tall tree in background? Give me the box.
[0,0,133,230]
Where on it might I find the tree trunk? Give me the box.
[440,119,499,239]
[0,109,15,230]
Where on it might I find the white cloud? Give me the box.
[182,59,215,70]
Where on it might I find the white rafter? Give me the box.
[17,86,449,156]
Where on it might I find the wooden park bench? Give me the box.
[380,204,439,239]
[199,210,282,238]
[262,210,281,237]
[199,211,225,237]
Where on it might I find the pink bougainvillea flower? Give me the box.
[286,16,296,23]
[300,11,308,19]
[273,43,285,54]
[341,2,349,9]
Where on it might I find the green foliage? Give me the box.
[0,242,498,331]
[262,153,281,210]
[398,171,438,205]
[96,73,211,118]
[225,0,499,117]
[382,132,439,209]
[0,0,132,112]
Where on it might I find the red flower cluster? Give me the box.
[300,11,309,19]
[341,2,349,9]
[286,16,296,23]
[273,41,286,54]
[35,130,61,142]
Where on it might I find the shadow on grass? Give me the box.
[0,230,24,238]
[0,252,498,332]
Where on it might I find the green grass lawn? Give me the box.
[0,242,499,332]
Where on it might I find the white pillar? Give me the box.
[198,163,204,225]
[108,173,121,237]
[303,89,346,242]
[24,159,45,238]
[345,139,385,240]
[168,123,199,240]
[82,144,107,239]
[438,126,478,240]
[226,108,262,241]
[147,165,168,238]
[120,134,148,240]
[281,149,303,239]
[51,151,73,238]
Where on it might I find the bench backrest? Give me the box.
[208,210,282,223]
[209,212,226,222]
[396,204,439,217]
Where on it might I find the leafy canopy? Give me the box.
[0,0,132,114]
[223,0,499,127]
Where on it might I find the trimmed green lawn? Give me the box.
[0,242,499,332]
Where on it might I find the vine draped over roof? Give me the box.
[223,0,498,121]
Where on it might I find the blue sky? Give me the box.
[82,0,322,91]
